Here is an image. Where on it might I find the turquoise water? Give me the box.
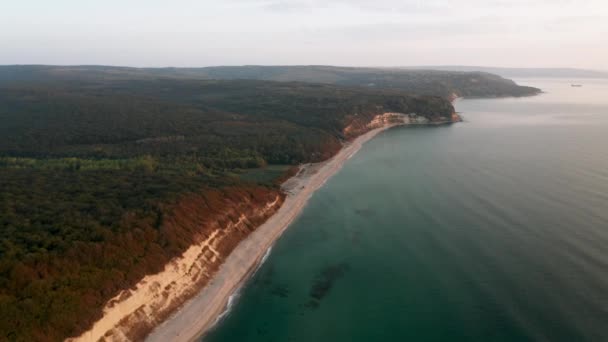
[203,79,608,342]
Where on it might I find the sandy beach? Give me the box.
[146,123,400,342]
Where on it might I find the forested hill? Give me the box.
[0,78,453,160]
[0,65,540,99]
[0,77,454,341]
[171,65,541,98]
[402,66,608,79]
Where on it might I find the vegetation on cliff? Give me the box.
[0,74,456,341]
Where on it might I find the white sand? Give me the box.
[145,123,400,342]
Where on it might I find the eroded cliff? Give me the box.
[68,189,283,342]
[344,111,461,138]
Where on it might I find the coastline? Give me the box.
[145,123,403,342]
[66,113,459,342]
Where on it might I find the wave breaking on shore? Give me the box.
[210,245,273,330]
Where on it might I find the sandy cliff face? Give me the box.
[67,192,283,342]
[344,112,460,138]
[366,113,410,128]
[343,113,405,138]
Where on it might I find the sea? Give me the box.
[202,78,608,342]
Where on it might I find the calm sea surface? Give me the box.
[203,79,608,342]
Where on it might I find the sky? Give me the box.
[1,0,607,69]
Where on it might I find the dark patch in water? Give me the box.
[255,321,272,336]
[354,208,375,217]
[256,326,268,336]
[270,284,290,298]
[304,300,320,309]
[305,262,351,309]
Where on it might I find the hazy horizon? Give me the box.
[2,63,608,73]
[2,1,607,69]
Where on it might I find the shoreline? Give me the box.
[145,123,403,342]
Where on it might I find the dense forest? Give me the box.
[176,65,542,98]
[0,73,462,341]
[0,79,455,161]
[0,65,540,340]
[0,65,541,99]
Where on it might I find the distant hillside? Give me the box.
[402,66,608,79]
[0,65,540,99]
[0,78,454,159]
